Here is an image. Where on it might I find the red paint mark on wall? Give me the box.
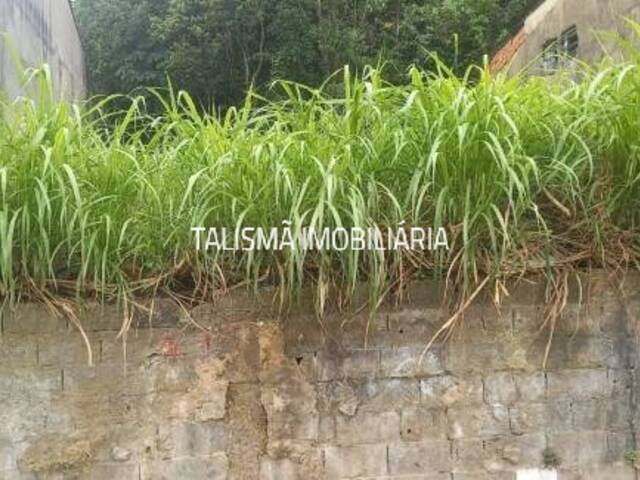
[200,333,213,354]
[160,332,181,357]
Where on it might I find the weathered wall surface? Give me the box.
[0,272,639,480]
[502,0,640,74]
[0,0,86,99]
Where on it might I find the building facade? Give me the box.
[491,0,640,74]
[0,0,86,99]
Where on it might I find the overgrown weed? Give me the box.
[1,28,640,351]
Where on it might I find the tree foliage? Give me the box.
[73,0,169,94]
[74,0,536,107]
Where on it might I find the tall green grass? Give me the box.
[1,39,639,316]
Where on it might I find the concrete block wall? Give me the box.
[0,271,638,479]
[0,0,86,100]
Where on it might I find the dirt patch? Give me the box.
[19,435,98,473]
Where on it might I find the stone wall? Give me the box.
[0,0,86,99]
[0,272,639,480]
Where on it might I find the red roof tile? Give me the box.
[490,28,528,73]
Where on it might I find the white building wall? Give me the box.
[507,0,640,74]
[0,0,86,100]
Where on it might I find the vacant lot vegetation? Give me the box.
[1,51,639,313]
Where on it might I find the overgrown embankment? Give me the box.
[1,51,640,312]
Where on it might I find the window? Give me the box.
[540,25,579,74]
[560,25,579,57]
[541,38,559,73]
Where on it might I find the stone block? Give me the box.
[78,303,127,332]
[554,303,600,336]
[3,303,65,334]
[206,322,261,383]
[88,462,139,480]
[0,368,61,402]
[60,361,155,400]
[0,438,17,472]
[569,465,636,480]
[447,404,510,439]
[452,304,492,339]
[383,475,451,480]
[592,300,628,335]
[607,368,633,398]
[572,398,631,432]
[321,382,359,417]
[259,456,299,480]
[514,372,547,402]
[510,305,545,336]
[223,383,264,476]
[156,422,227,457]
[0,470,34,480]
[282,314,328,353]
[471,305,515,337]
[380,346,443,378]
[546,369,608,401]
[547,431,608,468]
[98,329,176,367]
[356,378,420,412]
[340,349,380,379]
[262,381,319,445]
[145,361,200,394]
[380,307,443,348]
[324,444,387,479]
[400,407,447,441]
[267,413,319,444]
[193,380,228,421]
[164,330,228,359]
[261,374,316,416]
[131,297,181,329]
[444,340,532,375]
[37,333,97,368]
[452,472,515,480]
[388,440,451,475]
[267,339,303,375]
[562,336,621,369]
[259,451,324,480]
[304,350,339,382]
[502,277,547,307]
[532,333,566,370]
[337,312,388,350]
[197,295,268,331]
[420,376,483,408]
[506,434,548,468]
[606,431,634,462]
[142,453,228,480]
[0,335,38,368]
[318,415,335,443]
[484,372,518,405]
[336,410,400,445]
[398,280,446,309]
[453,434,546,471]
[509,400,573,435]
